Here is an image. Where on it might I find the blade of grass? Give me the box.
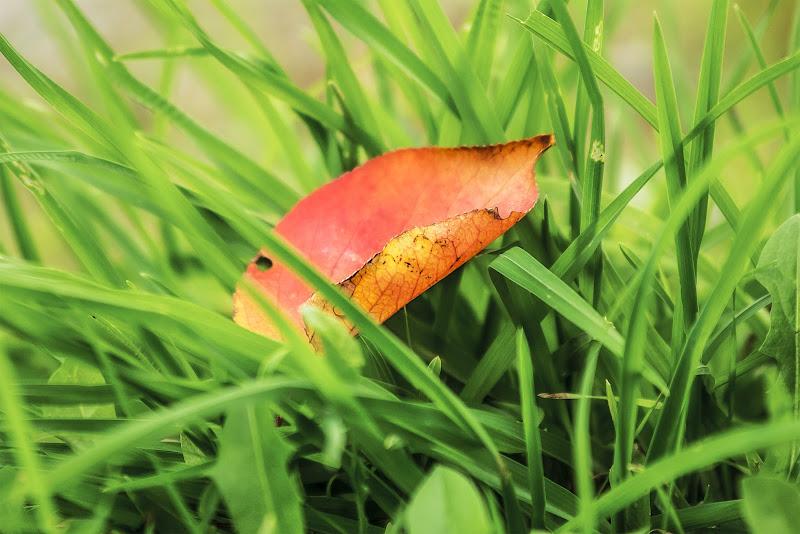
[723,0,780,91]
[513,10,657,128]
[491,248,623,356]
[0,165,40,262]
[57,0,300,215]
[43,378,311,491]
[213,403,305,534]
[571,0,603,187]
[0,336,60,533]
[574,342,601,534]
[466,0,503,82]
[458,323,530,404]
[517,11,580,202]
[301,0,382,145]
[0,137,122,286]
[515,9,800,147]
[653,15,698,336]
[193,1,319,188]
[315,0,458,118]
[687,49,800,141]
[559,418,800,530]
[687,0,728,261]
[648,135,800,462]
[115,46,209,61]
[552,160,662,285]
[550,0,606,308]
[157,0,382,156]
[735,6,788,135]
[0,32,123,156]
[521,6,798,245]
[619,244,675,312]
[651,500,743,531]
[0,259,285,372]
[205,0,277,63]
[494,32,536,129]
[403,0,505,143]
[516,329,546,530]
[793,3,800,213]
[611,118,799,488]
[703,294,771,364]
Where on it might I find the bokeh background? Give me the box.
[0,0,796,267]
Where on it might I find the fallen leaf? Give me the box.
[234,134,555,339]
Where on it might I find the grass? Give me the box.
[1,1,800,532]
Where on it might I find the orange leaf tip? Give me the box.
[234,134,555,339]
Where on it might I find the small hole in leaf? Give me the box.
[255,256,273,272]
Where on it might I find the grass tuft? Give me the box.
[1,1,799,532]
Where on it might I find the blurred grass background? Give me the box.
[1,0,794,191]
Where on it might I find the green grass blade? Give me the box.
[722,0,781,92]
[0,138,122,286]
[735,5,788,127]
[301,0,382,145]
[574,343,601,534]
[516,10,579,189]
[516,329,546,530]
[793,4,800,213]
[513,10,657,129]
[561,419,800,528]
[703,294,771,365]
[159,0,382,156]
[0,337,60,532]
[316,0,458,118]
[611,118,798,486]
[648,135,800,462]
[516,11,800,144]
[57,0,299,215]
[45,378,310,491]
[619,244,674,311]
[0,33,123,155]
[653,15,697,334]
[494,32,535,129]
[404,0,505,143]
[687,49,800,142]
[205,0,276,61]
[552,161,662,285]
[460,323,517,404]
[114,46,209,61]
[652,501,743,531]
[687,0,728,259]
[0,165,40,262]
[571,0,604,187]
[213,403,305,534]
[466,0,503,81]
[491,248,624,356]
[550,0,606,308]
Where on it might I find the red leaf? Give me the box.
[234,134,555,339]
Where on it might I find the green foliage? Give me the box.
[213,404,305,534]
[1,1,800,532]
[742,477,800,534]
[757,215,800,399]
[404,466,494,534]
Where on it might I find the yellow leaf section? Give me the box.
[305,208,523,335]
[233,287,281,341]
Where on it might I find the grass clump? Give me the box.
[1,1,800,532]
